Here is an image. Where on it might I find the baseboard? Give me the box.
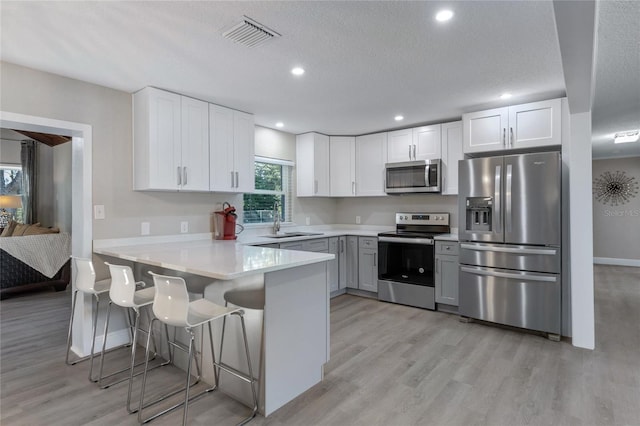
[593,257,640,267]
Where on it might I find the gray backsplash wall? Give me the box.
[592,156,640,261]
[334,194,459,228]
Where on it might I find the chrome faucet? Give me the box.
[273,201,281,234]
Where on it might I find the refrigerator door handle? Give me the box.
[460,266,557,283]
[460,243,557,256]
[494,165,501,234]
[506,164,512,233]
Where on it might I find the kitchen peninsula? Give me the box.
[94,238,334,416]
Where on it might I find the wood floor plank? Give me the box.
[1,264,639,425]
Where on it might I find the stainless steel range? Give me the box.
[378,212,450,310]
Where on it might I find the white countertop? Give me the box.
[94,239,334,280]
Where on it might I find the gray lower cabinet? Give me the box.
[435,241,459,306]
[358,237,378,293]
[328,237,340,292]
[280,238,340,294]
[338,237,347,290]
[346,236,359,289]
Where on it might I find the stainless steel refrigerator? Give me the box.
[458,151,561,338]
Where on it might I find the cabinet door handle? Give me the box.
[235,172,239,188]
[510,127,514,146]
[413,144,416,160]
[177,167,182,186]
[503,128,506,146]
[352,181,356,195]
[183,167,188,185]
[408,144,412,160]
[340,239,344,253]
[373,253,377,267]
[230,171,234,188]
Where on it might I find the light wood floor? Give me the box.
[1,265,639,425]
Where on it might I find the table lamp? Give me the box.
[0,195,22,228]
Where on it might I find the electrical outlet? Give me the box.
[94,205,105,220]
[355,216,361,224]
[141,222,150,235]
[180,221,189,233]
[305,217,310,226]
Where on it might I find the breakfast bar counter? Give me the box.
[94,238,334,416]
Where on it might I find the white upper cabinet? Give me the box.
[209,105,255,193]
[388,125,441,162]
[440,121,463,195]
[296,133,330,197]
[463,98,562,154]
[387,128,413,162]
[180,96,210,192]
[330,136,356,196]
[133,87,209,192]
[412,124,441,160]
[355,132,387,196]
[508,99,561,149]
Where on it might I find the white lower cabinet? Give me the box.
[435,241,459,306]
[358,237,378,293]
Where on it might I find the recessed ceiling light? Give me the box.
[435,10,454,22]
[291,67,305,76]
[500,93,513,100]
[614,130,640,144]
[275,122,284,128]
[395,115,404,121]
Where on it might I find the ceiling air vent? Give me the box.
[222,16,280,48]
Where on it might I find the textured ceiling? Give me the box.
[591,0,640,159]
[0,1,636,158]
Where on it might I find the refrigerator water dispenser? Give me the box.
[465,197,493,232]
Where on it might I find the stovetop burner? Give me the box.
[378,212,451,238]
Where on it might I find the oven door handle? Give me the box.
[378,236,434,245]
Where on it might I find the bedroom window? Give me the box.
[243,157,293,224]
[0,165,22,196]
[0,165,23,226]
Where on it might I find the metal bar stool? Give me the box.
[216,275,265,417]
[65,257,111,383]
[99,263,164,414]
[138,272,258,426]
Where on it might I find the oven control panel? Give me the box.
[395,212,450,226]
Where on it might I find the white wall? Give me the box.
[37,143,55,227]
[1,61,241,239]
[335,195,458,228]
[53,142,72,232]
[592,156,640,264]
[0,138,21,163]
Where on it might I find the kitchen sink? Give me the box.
[262,232,324,239]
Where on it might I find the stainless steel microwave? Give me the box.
[384,159,441,194]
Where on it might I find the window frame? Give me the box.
[243,156,294,226]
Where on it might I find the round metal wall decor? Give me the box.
[593,170,639,206]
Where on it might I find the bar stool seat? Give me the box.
[224,286,265,311]
[65,257,112,383]
[99,263,161,414]
[139,272,258,426]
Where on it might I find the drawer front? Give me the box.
[359,237,377,248]
[304,238,329,252]
[436,241,459,256]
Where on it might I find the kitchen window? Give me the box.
[243,157,293,224]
